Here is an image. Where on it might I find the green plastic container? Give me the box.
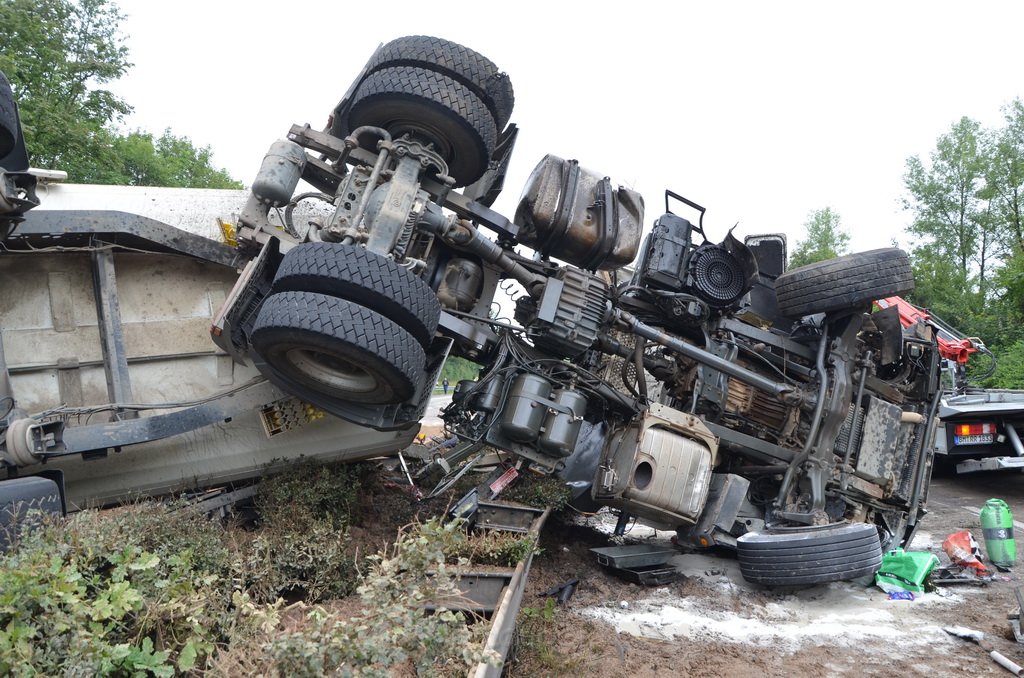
[980,498,1016,568]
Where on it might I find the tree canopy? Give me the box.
[0,0,240,187]
[903,103,1024,387]
[112,130,240,189]
[789,207,850,269]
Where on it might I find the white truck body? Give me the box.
[1,183,412,508]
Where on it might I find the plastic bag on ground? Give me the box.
[942,530,991,576]
[875,548,940,594]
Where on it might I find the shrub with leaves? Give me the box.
[240,460,365,603]
[263,518,499,677]
[502,476,573,512]
[241,516,356,603]
[256,460,364,529]
[0,460,511,676]
[0,505,231,676]
[443,529,538,568]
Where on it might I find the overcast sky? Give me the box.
[107,0,1024,255]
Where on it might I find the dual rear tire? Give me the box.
[332,36,515,187]
[251,244,439,406]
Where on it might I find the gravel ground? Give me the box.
[510,471,1024,677]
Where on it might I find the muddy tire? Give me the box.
[736,522,883,586]
[775,248,914,318]
[251,291,424,405]
[365,35,514,131]
[344,66,497,187]
[272,243,440,348]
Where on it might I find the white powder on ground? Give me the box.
[580,563,962,653]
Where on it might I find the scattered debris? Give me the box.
[944,531,992,576]
[395,450,422,500]
[945,626,1024,676]
[591,544,678,569]
[591,544,680,586]
[539,578,579,605]
[931,564,993,586]
[874,548,939,594]
[1007,586,1024,645]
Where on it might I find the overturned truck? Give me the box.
[211,37,942,586]
[1,38,941,585]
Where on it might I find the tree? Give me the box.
[985,338,1024,389]
[0,0,131,182]
[789,207,850,269]
[903,113,1024,384]
[987,99,1024,255]
[903,117,996,298]
[0,0,239,187]
[112,130,241,189]
[439,356,479,390]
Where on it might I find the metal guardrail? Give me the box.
[470,506,551,677]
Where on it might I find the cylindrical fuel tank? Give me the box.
[514,154,643,271]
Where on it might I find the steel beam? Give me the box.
[90,250,136,420]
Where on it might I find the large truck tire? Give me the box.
[775,248,914,318]
[251,291,424,405]
[344,66,497,187]
[272,242,440,348]
[737,522,883,586]
[364,35,515,131]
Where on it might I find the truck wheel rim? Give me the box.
[284,347,389,398]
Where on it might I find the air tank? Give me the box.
[474,373,506,413]
[539,388,587,457]
[500,373,551,443]
[251,140,306,207]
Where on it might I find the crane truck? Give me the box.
[875,297,1024,474]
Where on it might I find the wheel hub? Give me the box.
[284,346,390,398]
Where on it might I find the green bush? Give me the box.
[502,476,573,511]
[0,505,231,675]
[240,460,366,602]
[443,529,538,568]
[0,462,501,676]
[241,517,356,603]
[258,518,498,677]
[256,460,364,529]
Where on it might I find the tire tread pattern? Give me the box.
[736,522,884,586]
[273,243,440,347]
[775,248,914,318]
[252,291,424,403]
[348,66,497,186]
[366,35,514,129]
